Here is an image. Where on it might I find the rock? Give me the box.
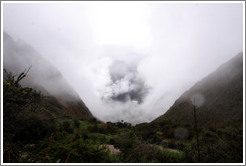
[161,140,169,148]
[99,144,121,155]
[20,152,28,160]
[163,148,182,154]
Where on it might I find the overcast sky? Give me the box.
[3,2,243,124]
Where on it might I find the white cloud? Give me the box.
[3,2,243,124]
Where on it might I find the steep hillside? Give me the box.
[135,52,243,162]
[3,32,93,120]
[154,52,243,128]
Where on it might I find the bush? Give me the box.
[156,149,185,163]
[12,116,55,143]
[87,124,99,133]
[62,121,73,133]
[29,138,119,163]
[73,119,80,128]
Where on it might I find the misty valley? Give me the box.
[2,31,243,163]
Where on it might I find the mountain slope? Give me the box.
[3,32,93,120]
[153,52,243,128]
[135,52,243,162]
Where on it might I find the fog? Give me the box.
[3,32,82,102]
[2,2,243,124]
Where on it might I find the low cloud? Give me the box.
[102,58,150,104]
[3,3,243,124]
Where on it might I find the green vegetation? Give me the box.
[3,68,243,163]
[138,119,243,163]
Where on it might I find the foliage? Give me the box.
[3,69,43,162]
[3,66,243,163]
[73,119,80,128]
[62,121,74,133]
[3,69,41,118]
[28,137,119,163]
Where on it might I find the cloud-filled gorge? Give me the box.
[3,2,243,124]
[103,58,150,104]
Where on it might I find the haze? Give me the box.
[2,2,243,124]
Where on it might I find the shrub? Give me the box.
[12,116,55,143]
[62,121,73,133]
[73,119,80,128]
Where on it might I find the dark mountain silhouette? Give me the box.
[153,52,243,128]
[3,32,93,120]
